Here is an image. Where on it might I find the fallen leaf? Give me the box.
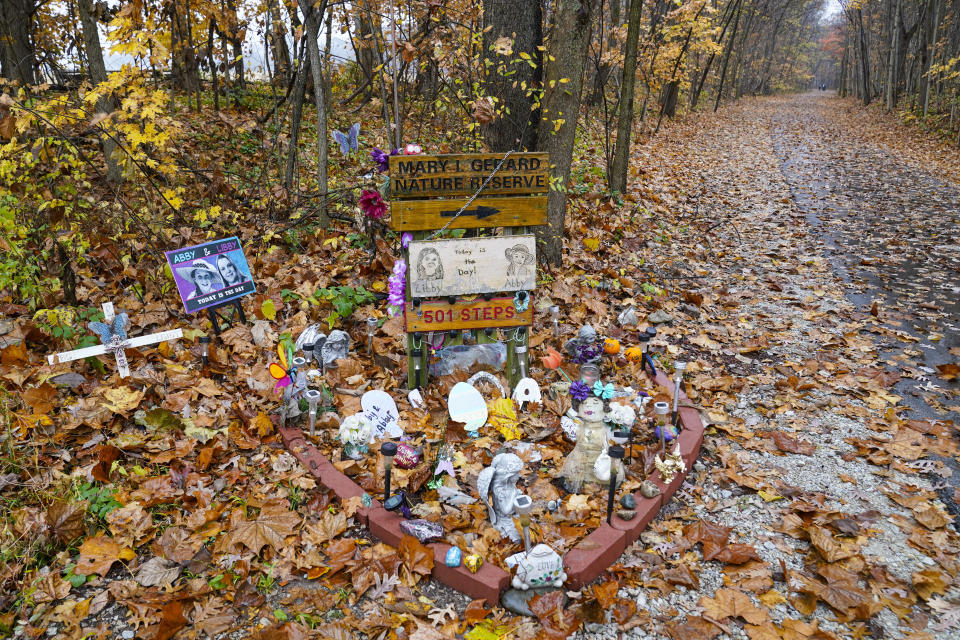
[398,534,434,576]
[228,501,301,554]
[699,588,768,625]
[74,535,136,576]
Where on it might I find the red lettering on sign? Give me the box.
[482,307,492,320]
[505,306,515,319]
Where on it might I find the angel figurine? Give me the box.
[561,396,617,492]
[476,453,526,542]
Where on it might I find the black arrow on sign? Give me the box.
[439,205,500,220]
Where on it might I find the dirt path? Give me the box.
[576,94,960,640]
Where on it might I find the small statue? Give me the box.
[512,544,566,590]
[561,397,614,492]
[322,330,351,368]
[654,443,687,485]
[563,325,601,364]
[476,453,526,542]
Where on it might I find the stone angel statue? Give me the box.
[476,453,525,542]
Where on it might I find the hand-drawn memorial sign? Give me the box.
[407,235,536,298]
[165,237,256,314]
[404,296,533,332]
[389,152,548,231]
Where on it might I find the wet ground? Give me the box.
[769,91,960,508]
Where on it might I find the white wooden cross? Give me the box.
[46,303,183,378]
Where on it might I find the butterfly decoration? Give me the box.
[332,123,360,155]
[269,342,296,393]
[89,313,129,345]
[593,380,615,400]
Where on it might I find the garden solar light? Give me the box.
[607,446,625,524]
[366,317,377,354]
[672,361,687,427]
[303,389,322,436]
[381,441,398,502]
[515,494,533,555]
[198,335,211,367]
[550,305,560,338]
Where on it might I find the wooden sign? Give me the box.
[404,296,532,332]
[390,153,549,199]
[408,235,536,298]
[390,195,547,231]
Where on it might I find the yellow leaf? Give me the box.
[757,490,783,502]
[372,281,386,292]
[583,238,600,252]
[261,299,276,320]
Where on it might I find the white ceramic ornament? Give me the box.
[448,382,488,432]
[511,377,542,405]
[360,390,403,439]
[407,388,424,409]
[512,544,566,590]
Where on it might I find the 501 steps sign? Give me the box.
[389,152,548,231]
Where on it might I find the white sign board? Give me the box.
[408,235,536,298]
[361,390,403,439]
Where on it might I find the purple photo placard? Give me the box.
[165,237,256,314]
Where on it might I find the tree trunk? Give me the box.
[608,0,643,193]
[885,0,901,110]
[482,0,543,151]
[0,0,37,85]
[267,0,291,83]
[857,9,871,105]
[535,0,597,266]
[920,0,940,116]
[714,0,742,112]
[283,40,309,197]
[77,0,121,182]
[303,1,330,228]
[587,0,622,105]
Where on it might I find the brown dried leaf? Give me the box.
[591,580,620,608]
[398,535,434,576]
[772,432,816,455]
[46,500,85,545]
[912,568,951,601]
[806,526,855,563]
[464,599,492,625]
[74,535,136,576]
[684,519,732,549]
[228,501,301,554]
[666,616,722,640]
[708,543,762,565]
[699,589,768,625]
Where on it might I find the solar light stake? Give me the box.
[366,317,377,354]
[303,389,322,436]
[613,430,630,464]
[654,401,670,454]
[671,361,687,427]
[302,341,314,364]
[607,446,625,524]
[381,442,398,503]
[411,346,423,389]
[198,335,211,367]
[550,305,560,338]
[515,495,533,555]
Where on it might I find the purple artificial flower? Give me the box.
[387,259,406,316]
[371,147,389,173]
[570,380,590,402]
[401,232,413,249]
[572,342,600,365]
[359,189,387,220]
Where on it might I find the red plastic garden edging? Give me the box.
[279,368,704,603]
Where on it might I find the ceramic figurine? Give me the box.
[476,453,527,542]
[321,330,351,368]
[296,324,326,357]
[592,450,624,486]
[512,378,542,405]
[653,443,686,485]
[563,325,601,364]
[512,544,566,590]
[560,397,611,493]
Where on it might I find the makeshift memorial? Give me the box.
[445,548,462,567]
[606,446,625,524]
[381,442,398,502]
[338,414,372,460]
[303,389,323,436]
[322,330,351,368]
[672,361,687,426]
[394,442,420,469]
[511,377,541,407]
[407,235,536,298]
[512,544,566,590]
[550,305,561,338]
[654,443,686,485]
[653,400,677,449]
[360,390,403,439]
[399,519,444,543]
[47,303,183,379]
[464,554,483,573]
[198,335,210,367]
[561,397,610,492]
[165,238,255,333]
[476,453,527,542]
[448,382,488,435]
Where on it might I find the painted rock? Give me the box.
[448,382,488,432]
[394,442,420,469]
[464,554,483,573]
[640,480,661,498]
[445,547,462,568]
[399,519,444,543]
[620,494,636,509]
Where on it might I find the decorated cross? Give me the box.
[46,303,183,378]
